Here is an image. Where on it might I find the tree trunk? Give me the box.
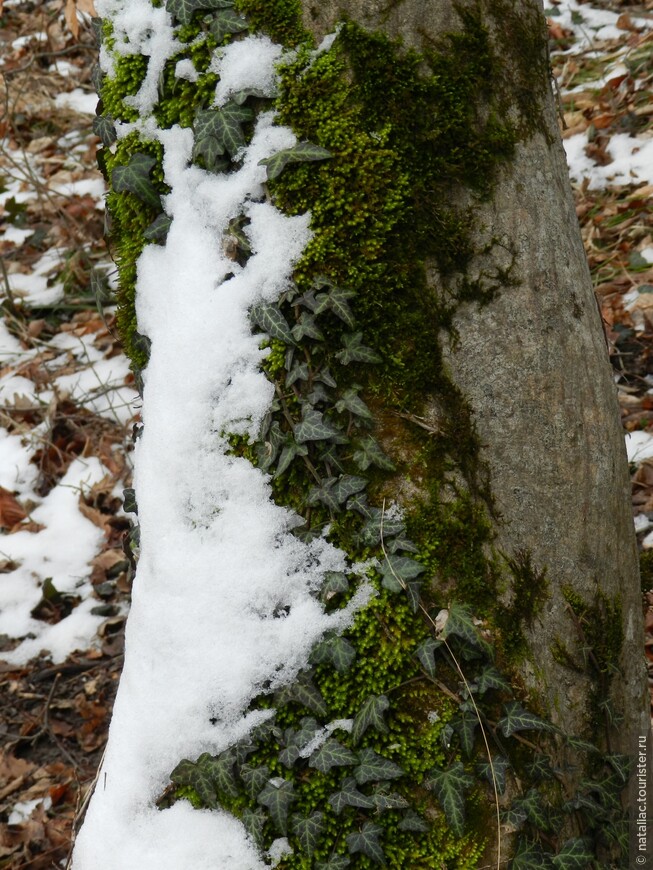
[74,0,649,867]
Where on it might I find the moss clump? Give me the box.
[234,0,310,46]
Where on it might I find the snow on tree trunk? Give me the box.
[73,1,649,868]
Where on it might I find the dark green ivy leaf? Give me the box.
[424,761,473,836]
[372,787,409,811]
[170,758,197,786]
[352,694,389,744]
[565,734,600,755]
[346,492,372,517]
[354,748,403,784]
[198,750,239,799]
[250,301,294,344]
[452,713,477,758]
[321,571,349,601]
[195,102,253,158]
[276,673,328,718]
[381,554,425,588]
[415,637,443,676]
[551,838,594,869]
[240,763,270,800]
[166,0,234,26]
[291,812,325,858]
[257,778,295,835]
[192,135,229,173]
[241,807,267,849]
[336,331,382,365]
[605,753,631,784]
[309,738,357,773]
[112,153,161,210]
[144,213,172,243]
[92,113,116,146]
[497,701,553,738]
[122,487,137,514]
[311,634,356,673]
[314,285,356,327]
[307,479,340,513]
[441,601,485,648]
[511,841,553,870]
[292,311,324,341]
[332,475,366,503]
[259,141,333,181]
[474,665,512,695]
[295,409,347,444]
[398,810,430,833]
[286,362,310,388]
[353,435,395,472]
[329,778,375,814]
[475,755,509,794]
[316,856,351,870]
[275,438,308,478]
[346,822,386,866]
[514,788,550,830]
[209,7,248,41]
[335,388,373,421]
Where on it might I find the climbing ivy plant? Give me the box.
[94,0,632,866]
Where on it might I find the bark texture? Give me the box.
[303,0,649,758]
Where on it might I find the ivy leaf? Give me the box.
[192,135,229,173]
[307,479,340,513]
[259,141,333,181]
[257,779,295,835]
[398,810,430,833]
[514,788,550,829]
[308,383,331,405]
[292,311,324,342]
[440,601,484,648]
[202,102,253,158]
[314,285,356,327]
[387,534,419,554]
[605,754,631,784]
[166,0,234,26]
[512,841,552,870]
[353,436,395,471]
[316,856,351,870]
[347,492,372,518]
[317,368,337,388]
[295,409,347,445]
[240,763,270,800]
[241,807,267,849]
[332,475,367,504]
[329,778,375,814]
[231,86,271,104]
[502,805,528,831]
[497,702,553,738]
[311,635,356,673]
[286,362,310,388]
[112,153,161,210]
[170,758,197,786]
[198,750,239,799]
[475,755,509,794]
[122,487,137,514]
[275,439,308,478]
[335,388,373,421]
[278,744,300,769]
[276,673,328,717]
[551,838,594,869]
[92,113,116,146]
[354,748,403,784]
[321,571,349,601]
[352,694,389,744]
[309,738,358,773]
[250,302,294,344]
[372,787,409,811]
[525,755,554,781]
[424,761,473,836]
[565,735,600,755]
[474,665,511,695]
[452,714,477,758]
[415,637,443,677]
[291,812,325,857]
[336,332,382,365]
[346,822,386,866]
[209,7,248,41]
[144,213,173,243]
[381,554,425,587]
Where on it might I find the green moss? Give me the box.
[496,550,550,660]
[234,0,310,46]
[640,549,653,592]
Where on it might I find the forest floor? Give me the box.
[0,0,652,867]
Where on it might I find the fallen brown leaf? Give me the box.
[0,487,27,528]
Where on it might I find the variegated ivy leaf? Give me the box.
[170,758,197,786]
[318,443,346,473]
[346,822,386,866]
[275,438,308,478]
[381,554,425,587]
[332,475,366,503]
[551,839,594,870]
[257,778,295,835]
[278,744,300,769]
[314,285,356,328]
[250,302,294,344]
[296,289,319,311]
[309,738,357,773]
[425,761,473,836]
[502,805,528,832]
[308,383,331,405]
[197,750,239,799]
[351,694,389,744]
[194,103,253,158]
[475,755,509,794]
[316,368,337,388]
[291,812,325,858]
[311,634,356,673]
[276,673,328,717]
[144,213,172,244]
[354,748,404,785]
[92,113,116,146]
[510,840,548,869]
[335,332,382,365]
[91,63,103,95]
[387,534,419,554]
[292,311,324,342]
[497,701,553,738]
[209,7,248,42]
[259,141,333,181]
[452,714,477,758]
[295,409,347,444]
[346,492,372,518]
[335,388,373,422]
[352,435,395,472]
[166,0,234,26]
[513,788,550,830]
[441,601,487,649]
[316,856,351,870]
[605,753,631,784]
[112,153,161,210]
[329,777,375,814]
[307,479,339,512]
[474,664,512,695]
